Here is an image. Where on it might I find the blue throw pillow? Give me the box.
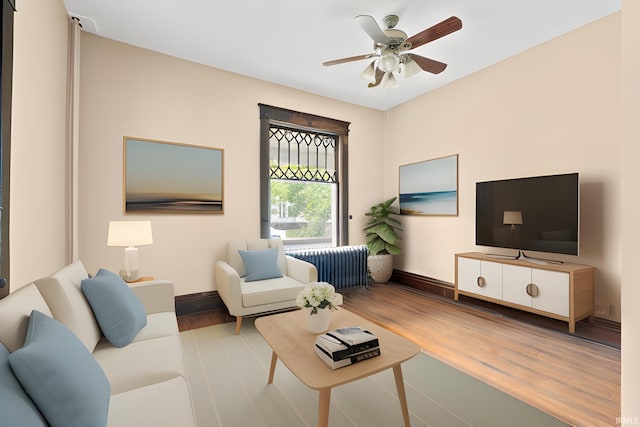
[0,343,49,427]
[238,247,283,282]
[81,268,147,347]
[9,310,110,427]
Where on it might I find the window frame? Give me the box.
[0,0,15,297]
[258,104,350,246]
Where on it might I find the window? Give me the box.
[0,0,15,297]
[269,126,337,246]
[259,104,350,248]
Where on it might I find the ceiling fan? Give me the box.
[323,15,462,88]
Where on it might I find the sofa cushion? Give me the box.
[0,343,49,427]
[34,260,102,351]
[81,268,147,347]
[93,334,186,395]
[0,283,53,352]
[9,310,110,427]
[241,276,307,307]
[108,376,195,427]
[238,247,283,282]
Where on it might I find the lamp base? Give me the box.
[119,269,140,283]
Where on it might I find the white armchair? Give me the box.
[215,238,318,334]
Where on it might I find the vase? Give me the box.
[307,307,331,333]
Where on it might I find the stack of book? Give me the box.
[314,326,380,369]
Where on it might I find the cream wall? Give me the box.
[77,33,385,295]
[387,13,622,322]
[10,0,69,289]
[621,1,639,422]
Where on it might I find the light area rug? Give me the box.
[180,319,568,427]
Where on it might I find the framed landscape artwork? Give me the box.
[399,154,458,216]
[124,137,224,214]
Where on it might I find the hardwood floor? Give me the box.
[178,283,620,427]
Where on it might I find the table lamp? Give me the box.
[503,211,523,230]
[107,220,153,282]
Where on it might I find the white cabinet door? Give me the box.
[457,257,502,300]
[531,269,569,317]
[502,264,533,307]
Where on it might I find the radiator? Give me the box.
[286,245,369,290]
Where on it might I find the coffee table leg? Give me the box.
[318,387,331,427]
[393,365,411,427]
[268,351,278,384]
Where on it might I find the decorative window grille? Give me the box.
[268,125,337,184]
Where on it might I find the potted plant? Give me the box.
[363,197,403,283]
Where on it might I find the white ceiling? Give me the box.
[63,0,620,111]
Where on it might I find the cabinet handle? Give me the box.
[477,276,486,288]
[526,283,539,297]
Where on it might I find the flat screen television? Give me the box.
[475,173,579,256]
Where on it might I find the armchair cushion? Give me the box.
[9,310,110,427]
[227,239,287,277]
[81,268,147,348]
[238,248,283,282]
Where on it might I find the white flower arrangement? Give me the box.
[296,282,339,315]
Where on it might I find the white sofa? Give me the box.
[215,238,319,334]
[0,260,195,427]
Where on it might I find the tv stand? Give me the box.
[455,252,595,333]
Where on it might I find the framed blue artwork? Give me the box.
[399,154,458,216]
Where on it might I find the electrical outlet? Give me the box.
[595,300,610,317]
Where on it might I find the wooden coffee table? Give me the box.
[255,307,420,427]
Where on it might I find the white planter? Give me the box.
[307,307,332,333]
[368,254,393,283]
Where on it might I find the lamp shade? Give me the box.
[384,71,399,88]
[107,221,153,247]
[360,60,377,83]
[378,49,400,72]
[398,57,422,78]
[503,211,523,225]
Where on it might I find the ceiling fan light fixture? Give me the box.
[323,14,463,89]
[360,60,377,83]
[398,56,422,78]
[378,50,400,73]
[381,71,398,89]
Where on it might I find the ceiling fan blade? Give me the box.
[355,15,389,45]
[323,53,375,67]
[409,54,447,74]
[404,16,462,50]
[367,68,385,88]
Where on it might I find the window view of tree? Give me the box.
[270,180,333,242]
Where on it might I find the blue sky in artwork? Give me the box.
[126,139,222,196]
[400,155,457,194]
